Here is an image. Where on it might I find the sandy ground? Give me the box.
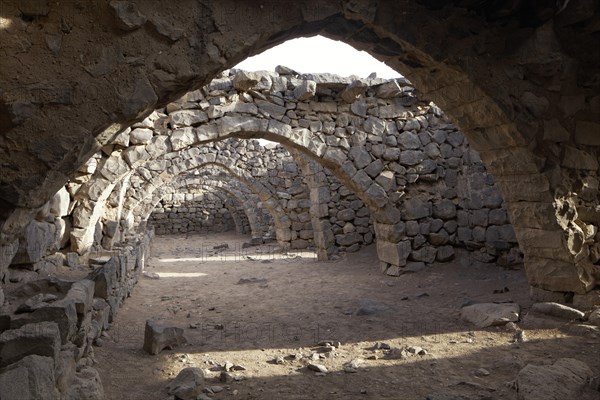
[95,232,600,400]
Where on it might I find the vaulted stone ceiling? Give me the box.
[1,1,599,302]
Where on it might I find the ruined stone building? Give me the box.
[0,1,599,398]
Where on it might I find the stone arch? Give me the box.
[122,161,293,247]
[146,180,251,236]
[144,174,273,239]
[1,2,599,298]
[68,135,296,253]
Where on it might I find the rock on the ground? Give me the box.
[0,355,59,400]
[344,358,364,373]
[308,363,328,373]
[166,367,205,400]
[237,276,268,284]
[461,302,520,328]
[516,358,596,400]
[142,271,160,279]
[143,320,187,355]
[531,302,585,320]
[356,299,389,316]
[66,367,104,400]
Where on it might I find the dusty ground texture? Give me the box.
[95,233,600,400]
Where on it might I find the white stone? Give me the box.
[461,303,520,327]
[49,186,70,217]
[170,127,196,151]
[129,128,153,145]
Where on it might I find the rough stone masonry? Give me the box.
[1,0,599,303]
[0,1,600,397]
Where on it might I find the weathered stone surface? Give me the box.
[65,279,95,316]
[461,303,520,327]
[335,232,362,246]
[376,81,402,98]
[399,150,424,166]
[0,322,60,368]
[398,132,421,150]
[90,259,118,299]
[129,128,153,145]
[531,302,585,320]
[401,197,431,220]
[377,240,411,266]
[525,258,593,294]
[143,319,187,355]
[432,199,457,220]
[170,127,196,151]
[436,245,455,261]
[233,71,272,92]
[293,80,316,100]
[562,146,599,170]
[67,367,104,400]
[11,299,78,345]
[166,367,205,400]
[49,187,70,217]
[341,80,367,103]
[169,110,208,128]
[0,355,59,400]
[12,220,57,265]
[109,1,147,31]
[356,299,389,316]
[516,358,596,400]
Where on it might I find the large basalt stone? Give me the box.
[12,221,57,265]
[293,80,316,100]
[0,355,59,400]
[516,358,596,400]
[0,322,60,368]
[67,367,104,400]
[401,197,431,220]
[65,279,95,317]
[461,303,520,328]
[233,71,273,92]
[10,300,78,345]
[377,240,411,266]
[531,302,585,320]
[166,367,205,400]
[89,259,118,299]
[143,320,187,355]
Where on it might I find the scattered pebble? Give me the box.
[308,364,328,373]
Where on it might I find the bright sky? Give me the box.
[235,35,401,79]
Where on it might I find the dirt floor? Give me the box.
[95,232,600,400]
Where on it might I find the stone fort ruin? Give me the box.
[0,1,599,398]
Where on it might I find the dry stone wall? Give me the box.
[2,65,597,309]
[150,192,238,235]
[0,230,152,399]
[5,70,524,278]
